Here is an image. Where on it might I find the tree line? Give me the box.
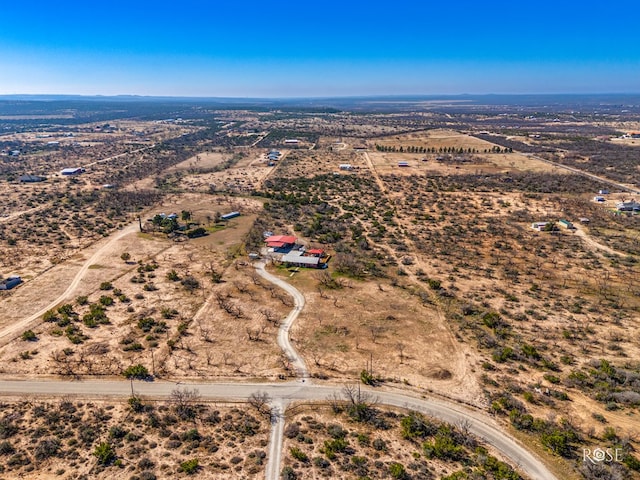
[374,144,513,154]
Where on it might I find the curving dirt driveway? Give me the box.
[0,222,139,345]
[254,261,309,379]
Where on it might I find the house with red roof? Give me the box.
[265,235,297,249]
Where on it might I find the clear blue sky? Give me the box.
[1,0,639,97]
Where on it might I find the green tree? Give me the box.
[93,442,116,465]
[123,364,150,380]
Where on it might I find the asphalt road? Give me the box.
[0,378,557,480]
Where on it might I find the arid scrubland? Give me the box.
[2,98,640,479]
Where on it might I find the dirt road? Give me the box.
[0,378,557,480]
[254,262,309,379]
[0,222,139,345]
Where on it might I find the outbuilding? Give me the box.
[0,276,22,290]
[221,211,240,220]
[19,174,46,183]
[61,167,84,176]
[280,252,324,268]
[558,219,575,229]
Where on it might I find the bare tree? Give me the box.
[397,342,406,364]
[248,391,272,417]
[169,387,201,420]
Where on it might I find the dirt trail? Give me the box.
[0,222,139,346]
[361,149,481,404]
[573,224,623,257]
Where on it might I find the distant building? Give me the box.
[284,139,299,144]
[398,162,409,167]
[579,217,590,224]
[221,211,240,220]
[61,167,84,176]
[593,196,605,203]
[598,189,610,195]
[10,150,20,156]
[19,174,46,183]
[0,276,22,290]
[531,222,549,231]
[558,219,575,229]
[339,164,353,171]
[616,201,640,212]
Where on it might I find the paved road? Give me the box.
[0,222,139,346]
[0,378,557,480]
[254,262,309,379]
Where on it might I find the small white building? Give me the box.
[339,164,353,171]
[531,222,549,231]
[593,196,605,203]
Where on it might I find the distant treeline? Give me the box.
[375,144,512,154]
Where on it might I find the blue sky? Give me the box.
[1,1,639,97]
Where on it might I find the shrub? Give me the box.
[99,295,114,306]
[109,425,127,439]
[290,447,308,462]
[0,441,15,455]
[21,330,37,342]
[389,462,408,479]
[281,466,297,480]
[179,458,199,475]
[100,282,113,291]
[166,270,180,281]
[34,438,60,460]
[93,442,116,465]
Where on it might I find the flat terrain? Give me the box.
[2,98,640,479]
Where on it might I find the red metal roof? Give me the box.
[307,249,324,255]
[265,235,296,245]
